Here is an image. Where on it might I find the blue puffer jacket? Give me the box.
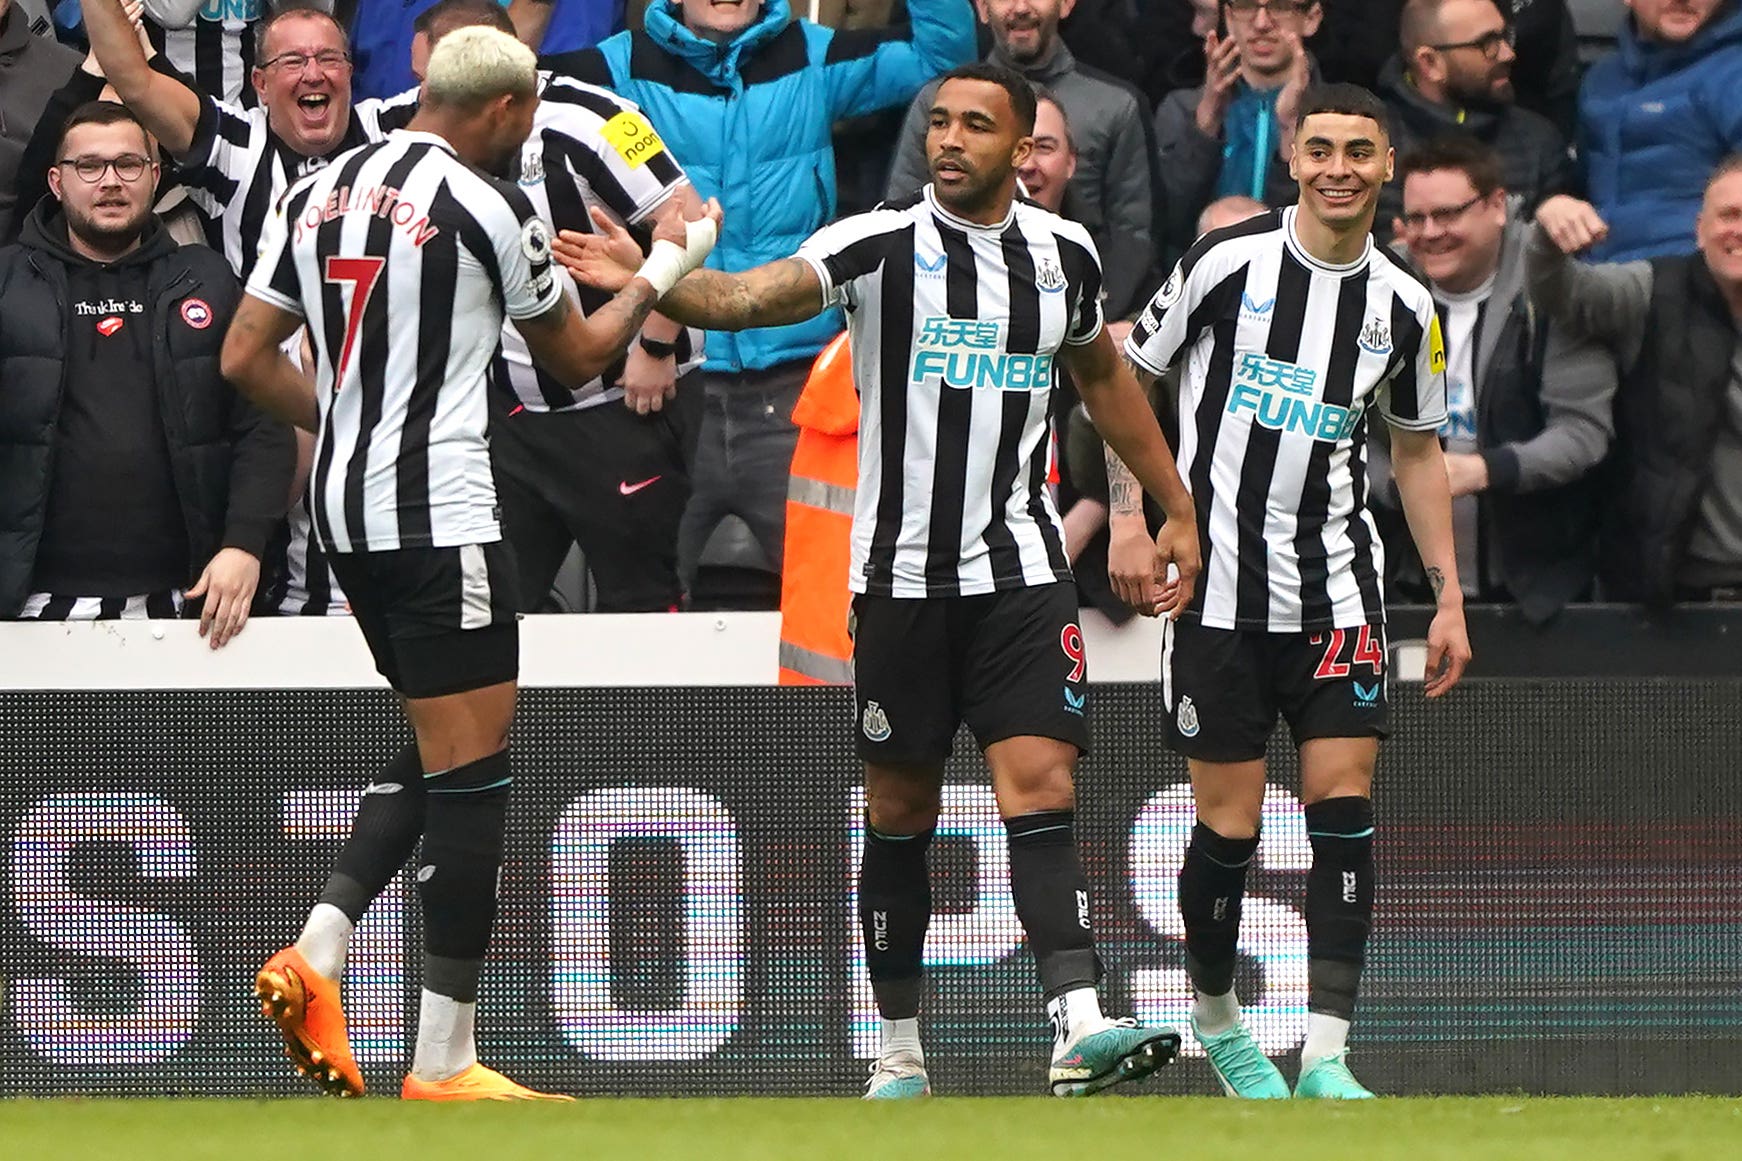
[1578,2,1742,261]
[549,0,974,373]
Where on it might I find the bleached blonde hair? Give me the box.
[422,26,537,109]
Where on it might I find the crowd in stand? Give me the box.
[0,0,1739,640]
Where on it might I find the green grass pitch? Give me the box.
[3,1097,1738,1161]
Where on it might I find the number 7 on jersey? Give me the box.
[323,256,386,390]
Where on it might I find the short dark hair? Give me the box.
[934,62,1039,136]
[1032,84,1074,148]
[56,101,148,155]
[1295,83,1390,138]
[415,0,516,40]
[1397,134,1504,198]
[258,3,349,60]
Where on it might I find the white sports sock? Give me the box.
[1192,989,1241,1037]
[1046,986,1105,1055]
[410,989,479,1082]
[1300,1013,1351,1069]
[293,903,353,981]
[879,1017,923,1062]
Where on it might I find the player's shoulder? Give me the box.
[536,71,643,126]
[1013,198,1096,255]
[1181,208,1287,278]
[1367,242,1437,312]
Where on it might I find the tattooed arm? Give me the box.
[1390,426,1472,697]
[654,259,829,332]
[1103,397,1165,615]
[1062,331,1199,617]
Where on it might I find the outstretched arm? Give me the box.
[85,0,203,157]
[657,260,830,332]
[553,212,829,333]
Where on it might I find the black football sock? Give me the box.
[1178,821,1261,1000]
[1304,796,1375,1020]
[1005,810,1101,1000]
[319,742,427,922]
[417,749,513,1002]
[858,823,934,1020]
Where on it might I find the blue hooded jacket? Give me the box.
[550,0,975,373]
[1578,1,1742,261]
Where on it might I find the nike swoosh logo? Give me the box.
[619,476,661,496]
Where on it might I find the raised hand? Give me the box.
[553,208,644,292]
[1534,195,1609,255]
[1194,32,1244,138]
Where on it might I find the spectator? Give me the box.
[1528,156,1742,606]
[1381,136,1612,622]
[1152,0,1316,258]
[1538,0,1742,262]
[548,0,974,598]
[0,102,292,639]
[0,0,81,242]
[1017,88,1075,212]
[1377,0,1571,232]
[82,0,418,277]
[884,0,1156,318]
[143,0,335,107]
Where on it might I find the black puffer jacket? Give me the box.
[0,202,293,614]
[1375,54,1572,237]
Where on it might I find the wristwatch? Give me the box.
[638,336,678,359]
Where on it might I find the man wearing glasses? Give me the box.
[0,101,292,637]
[1379,134,1613,621]
[1153,0,1318,258]
[1375,0,1570,236]
[82,0,417,279]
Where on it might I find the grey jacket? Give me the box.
[884,43,1158,319]
[0,4,79,244]
[1376,220,1616,619]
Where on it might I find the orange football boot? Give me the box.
[255,946,365,1097]
[401,1063,573,1102]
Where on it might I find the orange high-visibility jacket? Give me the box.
[778,334,858,685]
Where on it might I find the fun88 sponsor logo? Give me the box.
[910,316,1054,392]
[1226,352,1361,442]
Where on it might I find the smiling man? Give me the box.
[556,61,1200,1100]
[83,0,418,278]
[1382,134,1613,622]
[1108,83,1471,1099]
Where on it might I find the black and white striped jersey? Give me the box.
[245,131,563,553]
[146,1,260,109]
[1125,206,1448,632]
[263,500,347,614]
[498,75,700,413]
[795,185,1103,598]
[178,87,418,279]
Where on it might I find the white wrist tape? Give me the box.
[634,239,690,298]
[683,216,717,271]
